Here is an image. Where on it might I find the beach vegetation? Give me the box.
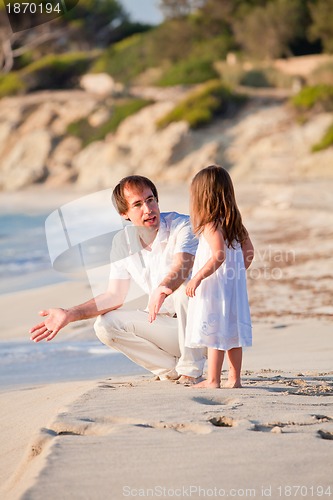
[241,67,294,89]
[215,61,295,89]
[157,80,245,130]
[90,34,158,84]
[0,72,26,98]
[20,52,98,91]
[240,70,271,88]
[312,122,333,152]
[67,98,152,145]
[291,85,333,113]
[157,57,218,86]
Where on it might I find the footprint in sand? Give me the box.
[209,416,237,428]
[192,396,241,408]
[317,430,333,440]
[252,423,285,433]
[192,396,225,406]
[154,422,212,434]
[312,414,333,422]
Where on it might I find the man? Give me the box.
[30,175,206,383]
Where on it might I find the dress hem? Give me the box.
[185,342,252,351]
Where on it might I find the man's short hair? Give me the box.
[112,175,159,214]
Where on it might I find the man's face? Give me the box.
[122,185,160,233]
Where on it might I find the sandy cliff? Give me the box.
[0,80,332,191]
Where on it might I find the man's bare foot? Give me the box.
[177,375,202,385]
[224,380,242,388]
[165,373,180,381]
[191,379,220,389]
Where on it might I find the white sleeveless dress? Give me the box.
[185,234,252,351]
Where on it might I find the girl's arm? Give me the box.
[186,224,225,297]
[241,235,254,269]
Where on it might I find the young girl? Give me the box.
[185,165,254,388]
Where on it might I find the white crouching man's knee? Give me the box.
[94,314,116,346]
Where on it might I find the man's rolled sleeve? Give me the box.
[174,220,198,256]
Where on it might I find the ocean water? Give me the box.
[0,211,145,388]
[0,213,53,294]
[0,339,147,390]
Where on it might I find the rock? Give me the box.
[50,97,97,135]
[0,85,333,192]
[0,102,26,157]
[226,52,238,65]
[73,141,133,190]
[80,73,123,96]
[162,141,220,182]
[46,136,82,186]
[0,129,51,190]
[0,122,14,157]
[18,103,57,134]
[114,102,190,178]
[88,108,111,127]
[134,121,190,178]
[297,148,333,178]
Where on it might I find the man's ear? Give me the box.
[121,212,131,222]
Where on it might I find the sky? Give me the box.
[118,0,164,25]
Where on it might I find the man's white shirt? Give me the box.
[109,212,198,314]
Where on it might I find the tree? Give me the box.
[309,0,333,53]
[0,0,129,73]
[233,0,306,59]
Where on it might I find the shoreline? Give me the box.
[0,378,98,499]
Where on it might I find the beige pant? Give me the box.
[94,285,206,379]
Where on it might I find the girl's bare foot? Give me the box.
[191,379,220,389]
[224,380,242,388]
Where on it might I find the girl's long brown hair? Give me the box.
[190,165,248,247]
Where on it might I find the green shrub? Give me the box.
[312,122,333,152]
[91,34,157,84]
[264,67,294,89]
[91,25,233,86]
[291,85,333,112]
[14,50,34,71]
[157,57,218,86]
[240,70,271,88]
[216,61,294,89]
[240,67,294,89]
[190,35,234,63]
[0,72,26,98]
[67,98,152,146]
[157,80,245,130]
[22,52,97,91]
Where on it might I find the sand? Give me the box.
[0,180,332,499]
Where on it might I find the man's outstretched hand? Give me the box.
[148,286,172,323]
[29,308,71,342]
